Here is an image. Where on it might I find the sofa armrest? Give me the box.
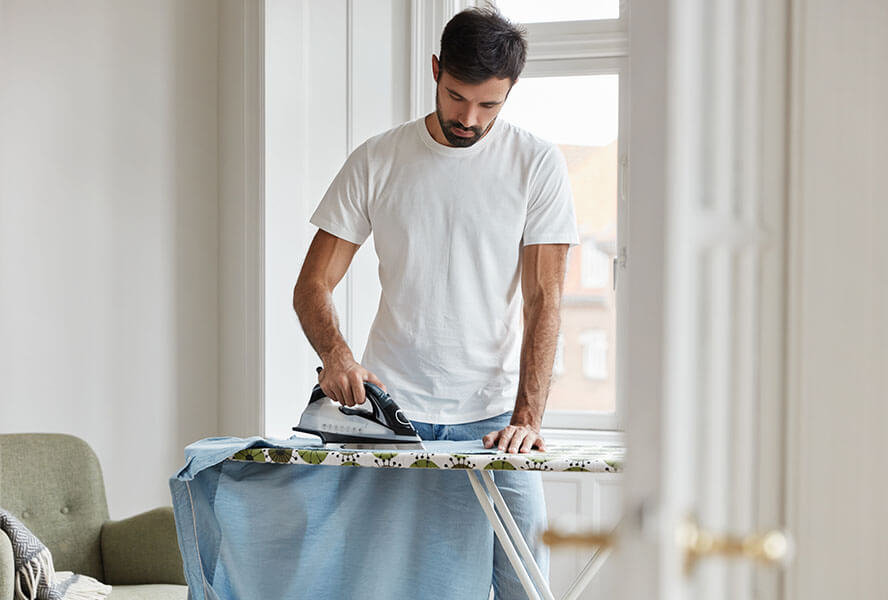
[0,529,13,600]
[100,507,186,585]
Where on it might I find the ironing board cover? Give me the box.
[229,439,624,472]
[169,437,623,600]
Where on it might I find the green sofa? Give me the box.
[0,434,187,600]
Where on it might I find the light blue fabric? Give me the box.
[169,414,546,600]
[411,413,549,600]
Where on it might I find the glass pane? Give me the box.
[499,75,619,413]
[496,0,620,23]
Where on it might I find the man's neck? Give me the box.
[424,113,450,147]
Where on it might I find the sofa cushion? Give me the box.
[0,434,109,580]
[107,584,188,600]
[101,508,186,585]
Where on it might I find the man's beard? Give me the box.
[435,93,492,148]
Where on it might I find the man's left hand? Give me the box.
[483,424,546,454]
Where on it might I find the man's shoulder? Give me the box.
[362,119,418,154]
[495,118,558,158]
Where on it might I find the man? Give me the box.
[293,7,578,597]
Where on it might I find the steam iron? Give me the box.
[293,376,425,450]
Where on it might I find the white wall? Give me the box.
[264,0,314,440]
[0,0,219,518]
[264,0,410,438]
[217,0,265,438]
[786,1,888,598]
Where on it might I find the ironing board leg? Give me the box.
[466,470,543,600]
[561,546,612,600]
[479,471,556,600]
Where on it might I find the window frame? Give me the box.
[581,239,610,289]
[580,329,609,381]
[494,0,622,26]
[519,57,629,432]
[501,1,630,432]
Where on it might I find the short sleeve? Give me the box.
[310,143,372,245]
[522,145,580,247]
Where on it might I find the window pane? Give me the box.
[499,75,619,413]
[580,330,608,380]
[496,0,620,23]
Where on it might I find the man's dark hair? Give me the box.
[439,6,527,84]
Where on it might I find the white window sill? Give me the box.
[541,427,624,446]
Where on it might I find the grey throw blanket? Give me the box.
[0,509,110,600]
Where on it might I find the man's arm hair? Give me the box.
[293,229,359,364]
[512,243,569,430]
[293,229,385,406]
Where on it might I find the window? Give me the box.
[580,330,608,381]
[495,1,628,431]
[496,0,620,23]
[581,240,610,290]
[553,333,565,376]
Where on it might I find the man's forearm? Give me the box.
[292,282,353,365]
[512,299,561,430]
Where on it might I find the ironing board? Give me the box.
[229,440,623,600]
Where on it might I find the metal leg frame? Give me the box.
[479,471,556,600]
[561,546,611,600]
[465,470,554,600]
[466,470,613,600]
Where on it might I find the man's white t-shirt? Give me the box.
[310,116,579,424]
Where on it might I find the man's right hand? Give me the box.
[317,359,386,407]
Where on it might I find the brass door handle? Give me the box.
[676,515,795,576]
[542,514,794,580]
[541,528,617,549]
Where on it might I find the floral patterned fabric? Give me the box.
[229,440,624,473]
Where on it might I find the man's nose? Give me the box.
[457,104,481,128]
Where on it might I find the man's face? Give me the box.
[433,58,513,147]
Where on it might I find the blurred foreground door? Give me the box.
[613,1,792,598]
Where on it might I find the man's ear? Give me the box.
[432,54,439,82]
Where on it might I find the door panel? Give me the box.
[619,0,790,598]
[543,472,623,599]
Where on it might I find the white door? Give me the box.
[615,1,792,598]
